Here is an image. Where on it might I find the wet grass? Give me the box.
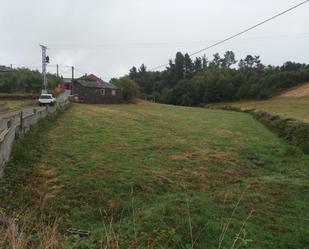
[1,102,309,248]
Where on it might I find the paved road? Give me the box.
[22,90,71,117]
[57,90,71,103]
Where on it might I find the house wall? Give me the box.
[60,80,72,90]
[73,83,122,104]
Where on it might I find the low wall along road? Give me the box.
[0,91,71,176]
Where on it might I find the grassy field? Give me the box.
[0,100,35,112]
[1,102,309,248]
[219,83,309,123]
[222,96,309,123]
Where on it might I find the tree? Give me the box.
[184,53,194,78]
[129,66,138,80]
[193,57,202,73]
[174,52,185,81]
[112,76,140,101]
[209,53,222,68]
[202,55,208,69]
[139,64,147,75]
[239,55,263,70]
[221,51,237,68]
[0,68,60,93]
[124,51,309,107]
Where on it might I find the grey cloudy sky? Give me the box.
[1,0,309,80]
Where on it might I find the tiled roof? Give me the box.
[61,78,72,83]
[76,80,118,89]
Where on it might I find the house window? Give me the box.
[100,89,105,96]
[112,89,116,96]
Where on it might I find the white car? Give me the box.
[38,94,56,106]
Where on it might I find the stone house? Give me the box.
[73,74,122,104]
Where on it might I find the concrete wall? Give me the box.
[0,98,70,177]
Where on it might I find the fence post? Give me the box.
[7,119,12,129]
[20,110,23,134]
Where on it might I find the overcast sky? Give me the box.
[0,0,309,80]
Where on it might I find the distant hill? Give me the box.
[277,82,309,98]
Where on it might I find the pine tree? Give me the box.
[184,53,193,78]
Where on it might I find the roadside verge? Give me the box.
[0,98,70,177]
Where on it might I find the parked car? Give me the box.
[38,94,56,106]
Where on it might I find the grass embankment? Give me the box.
[1,103,309,248]
[224,97,309,123]
[221,82,309,123]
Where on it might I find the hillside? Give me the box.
[220,83,309,123]
[1,102,308,248]
[278,82,309,97]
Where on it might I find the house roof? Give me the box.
[76,80,119,89]
[61,78,72,83]
[0,65,12,72]
[87,74,101,82]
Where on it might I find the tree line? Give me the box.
[0,68,60,93]
[124,51,309,105]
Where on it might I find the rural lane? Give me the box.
[0,90,71,121]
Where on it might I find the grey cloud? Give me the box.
[0,0,308,80]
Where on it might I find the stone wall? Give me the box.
[74,83,122,104]
[0,98,70,177]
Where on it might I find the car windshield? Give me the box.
[40,95,52,99]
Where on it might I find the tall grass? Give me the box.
[0,211,65,249]
[0,189,253,249]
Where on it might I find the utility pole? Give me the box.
[56,64,59,77]
[71,66,74,95]
[40,44,48,94]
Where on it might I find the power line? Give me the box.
[150,0,309,71]
[50,33,309,49]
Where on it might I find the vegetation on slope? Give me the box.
[121,51,309,106]
[220,85,309,123]
[0,68,60,93]
[1,103,309,248]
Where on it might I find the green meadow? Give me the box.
[1,102,309,248]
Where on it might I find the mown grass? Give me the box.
[1,102,309,248]
[221,96,309,123]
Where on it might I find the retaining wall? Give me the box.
[0,98,70,176]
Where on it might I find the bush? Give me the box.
[252,111,309,153]
[111,77,140,101]
[0,68,61,93]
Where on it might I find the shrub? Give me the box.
[252,111,309,153]
[111,77,140,101]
